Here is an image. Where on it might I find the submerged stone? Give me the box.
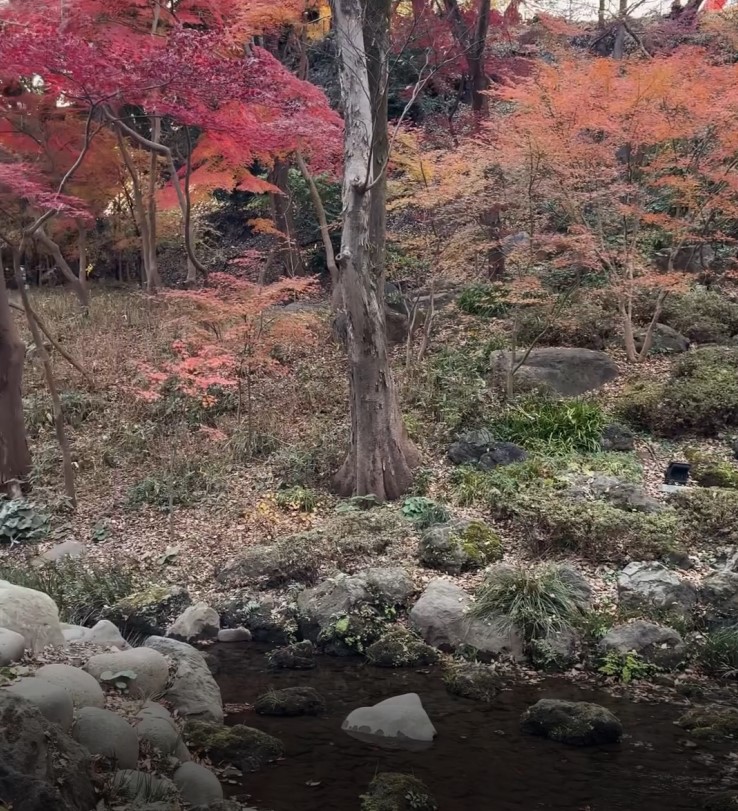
[360,772,438,811]
[521,699,623,746]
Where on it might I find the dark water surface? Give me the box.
[212,644,729,811]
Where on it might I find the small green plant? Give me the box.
[471,564,585,641]
[675,488,738,546]
[685,448,738,489]
[457,283,510,318]
[697,628,738,679]
[490,395,606,453]
[99,669,138,691]
[598,650,656,683]
[0,499,50,545]
[275,486,319,513]
[126,459,222,511]
[449,459,560,513]
[401,496,449,529]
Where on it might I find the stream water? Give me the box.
[211,643,732,811]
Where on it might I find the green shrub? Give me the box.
[521,495,682,562]
[697,628,738,679]
[515,299,617,351]
[401,496,449,529]
[490,395,606,453]
[661,290,738,344]
[415,347,490,432]
[457,284,510,318]
[275,486,319,513]
[598,650,656,683]
[272,434,346,488]
[0,558,137,624]
[616,348,738,437]
[126,460,222,510]
[228,428,280,463]
[0,500,50,545]
[148,380,237,428]
[685,448,738,489]
[471,564,585,641]
[675,488,738,546]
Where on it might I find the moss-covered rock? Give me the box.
[419,520,502,574]
[184,720,285,771]
[365,628,440,668]
[676,706,738,740]
[266,640,316,670]
[102,585,191,636]
[360,772,437,811]
[443,663,500,702]
[316,605,388,656]
[521,699,623,746]
[254,686,326,717]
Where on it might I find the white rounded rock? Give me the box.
[73,707,139,769]
[3,676,74,731]
[167,603,219,642]
[0,581,64,652]
[0,628,26,665]
[342,693,436,751]
[84,620,129,648]
[85,647,169,698]
[217,627,252,643]
[35,663,105,709]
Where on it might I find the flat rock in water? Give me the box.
[342,692,436,751]
[217,627,252,643]
[521,699,623,746]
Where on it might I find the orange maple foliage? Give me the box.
[491,48,738,359]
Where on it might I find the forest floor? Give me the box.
[7,283,733,619]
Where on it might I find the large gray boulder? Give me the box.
[700,572,738,624]
[617,561,697,617]
[173,762,224,807]
[409,579,524,661]
[73,707,139,769]
[0,692,95,811]
[0,627,26,666]
[0,581,64,652]
[35,664,105,709]
[419,521,502,574]
[589,476,663,514]
[635,324,689,355]
[598,620,686,668]
[3,677,74,732]
[85,647,170,698]
[84,619,129,648]
[167,603,219,643]
[363,567,416,605]
[144,636,224,723]
[342,693,436,751]
[489,347,619,396]
[521,699,623,746]
[296,574,371,641]
[447,429,527,468]
[600,424,635,452]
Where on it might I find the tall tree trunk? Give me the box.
[12,251,76,506]
[331,0,420,501]
[0,250,31,496]
[268,159,306,277]
[146,116,162,293]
